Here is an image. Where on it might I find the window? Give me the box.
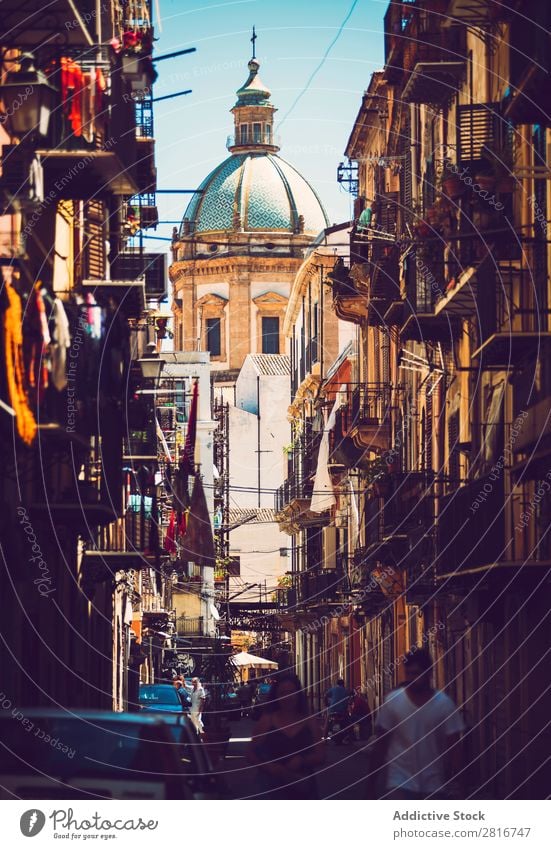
[240,124,248,144]
[206,317,221,357]
[262,316,279,354]
[265,124,272,143]
[253,123,262,142]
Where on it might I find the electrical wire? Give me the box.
[276,0,361,131]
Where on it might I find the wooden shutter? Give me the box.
[83,200,106,280]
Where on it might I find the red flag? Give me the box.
[179,476,215,567]
[165,510,176,553]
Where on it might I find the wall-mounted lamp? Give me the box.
[0,53,57,138]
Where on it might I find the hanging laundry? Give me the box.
[95,68,106,116]
[60,57,85,137]
[1,283,36,444]
[49,297,71,391]
[81,71,94,143]
[22,282,50,405]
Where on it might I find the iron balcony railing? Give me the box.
[349,383,392,427]
[275,470,314,513]
[226,129,281,148]
[176,616,204,635]
[88,509,159,554]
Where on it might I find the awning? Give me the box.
[231,651,278,670]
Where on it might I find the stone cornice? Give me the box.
[170,255,303,285]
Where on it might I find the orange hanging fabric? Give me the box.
[2,283,36,445]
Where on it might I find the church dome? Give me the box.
[180,53,328,238]
[181,152,329,235]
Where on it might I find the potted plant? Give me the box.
[201,638,237,764]
[474,171,496,192]
[365,455,391,496]
[441,167,466,199]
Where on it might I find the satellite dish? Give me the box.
[210,603,220,621]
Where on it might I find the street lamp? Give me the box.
[0,53,57,138]
[137,342,165,383]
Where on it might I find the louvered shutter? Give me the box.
[84,200,106,280]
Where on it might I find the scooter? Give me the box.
[327,711,352,745]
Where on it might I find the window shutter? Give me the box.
[448,410,460,484]
[83,200,106,280]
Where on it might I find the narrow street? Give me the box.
[222,718,370,800]
[0,0,550,820]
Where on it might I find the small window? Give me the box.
[253,123,262,143]
[262,316,279,354]
[206,317,221,357]
[240,124,248,144]
[265,124,272,143]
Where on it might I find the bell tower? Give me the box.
[228,31,279,154]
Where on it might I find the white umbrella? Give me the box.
[232,651,278,670]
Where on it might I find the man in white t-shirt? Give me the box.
[368,647,465,799]
[189,677,206,735]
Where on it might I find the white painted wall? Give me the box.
[228,356,291,601]
[160,352,217,636]
[230,521,290,602]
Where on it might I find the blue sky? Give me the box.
[148,0,385,253]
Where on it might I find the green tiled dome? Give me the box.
[181,153,329,235]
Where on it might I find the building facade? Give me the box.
[277,0,551,798]
[0,0,169,711]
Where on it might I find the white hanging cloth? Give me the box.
[310,393,341,513]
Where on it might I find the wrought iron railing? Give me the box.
[176,616,204,635]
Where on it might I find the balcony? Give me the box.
[0,1,96,46]
[124,429,158,462]
[383,0,416,83]
[400,248,461,342]
[446,0,511,26]
[471,258,551,368]
[501,5,551,125]
[329,406,367,469]
[81,277,145,318]
[81,509,160,578]
[436,474,505,579]
[176,615,205,636]
[329,258,368,325]
[345,383,392,453]
[355,470,434,564]
[112,251,167,300]
[296,570,345,609]
[28,439,118,534]
[135,137,157,195]
[401,9,466,104]
[226,129,281,153]
[35,51,138,197]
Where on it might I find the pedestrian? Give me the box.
[349,686,372,741]
[189,676,206,735]
[323,677,351,738]
[247,672,325,799]
[172,677,190,709]
[367,647,465,799]
[237,679,253,719]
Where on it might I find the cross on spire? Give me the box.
[251,25,257,60]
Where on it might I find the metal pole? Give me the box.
[319,265,324,381]
[257,375,261,508]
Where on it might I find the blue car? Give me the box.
[139,683,190,713]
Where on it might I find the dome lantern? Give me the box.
[228,33,279,153]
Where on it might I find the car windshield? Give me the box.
[139,686,180,705]
[0,717,179,778]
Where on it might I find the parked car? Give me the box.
[0,710,221,800]
[159,713,228,799]
[139,683,190,712]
